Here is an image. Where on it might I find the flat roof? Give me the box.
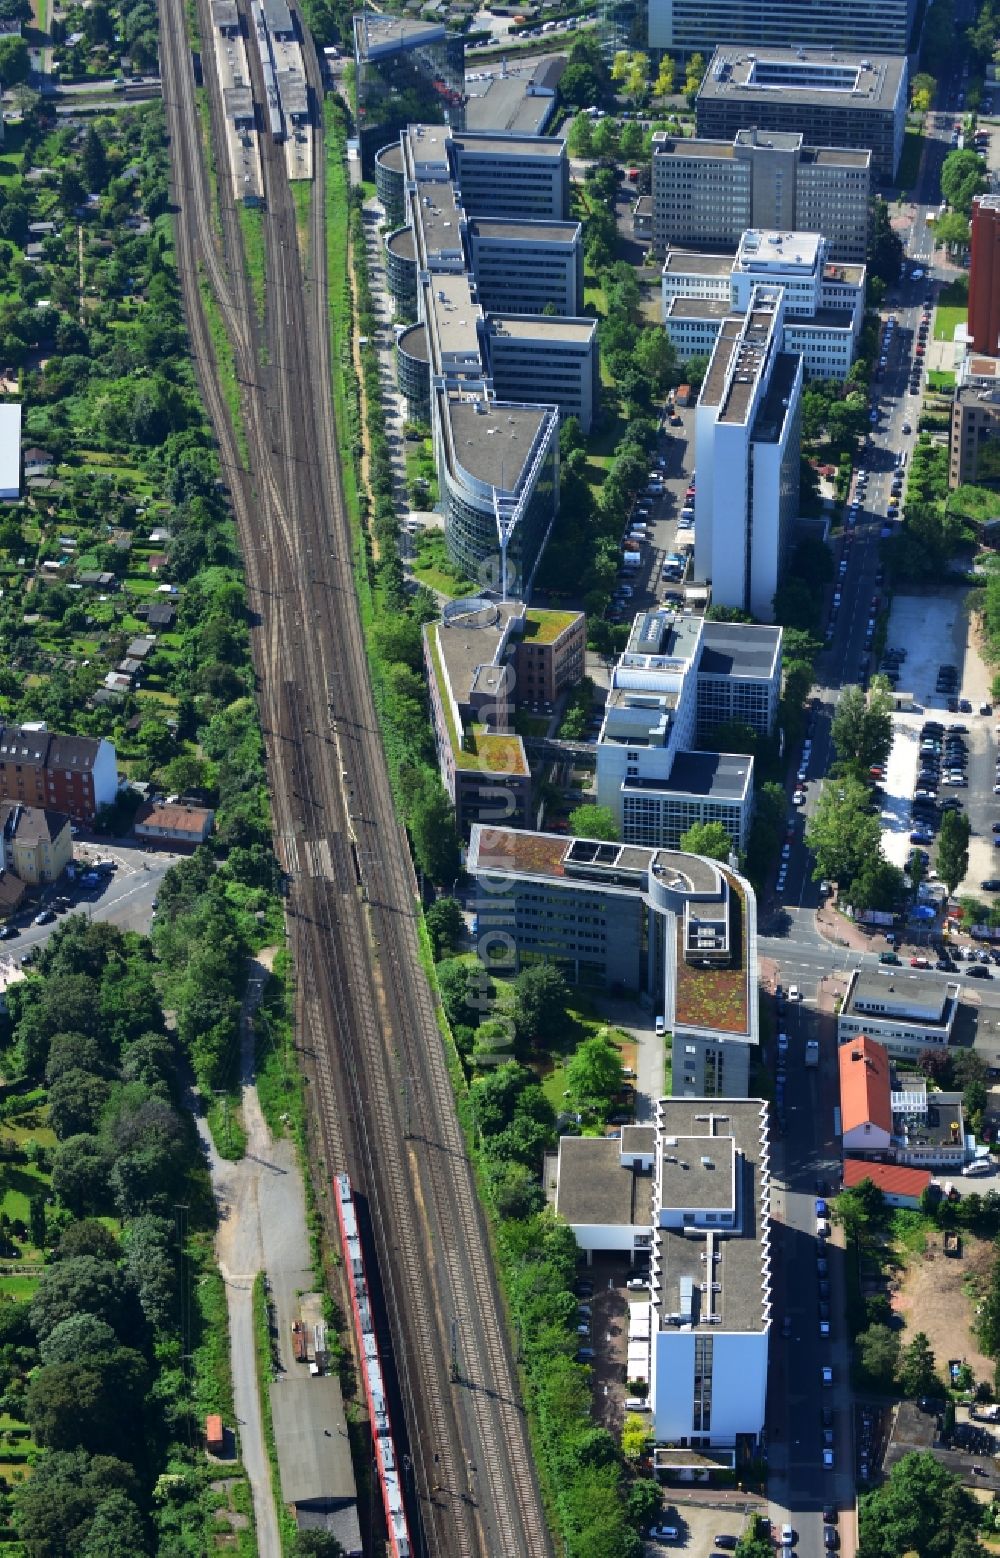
[654,1099,770,1334]
[468,216,579,245]
[376,140,405,174]
[846,970,952,1020]
[467,825,723,898]
[699,620,781,679]
[269,1374,359,1507]
[444,394,548,490]
[450,129,565,159]
[667,297,731,320]
[211,0,239,26]
[431,597,522,705]
[354,13,446,59]
[487,314,596,344]
[654,134,736,160]
[700,315,744,407]
[808,145,872,167]
[664,249,733,277]
[720,299,782,426]
[464,58,565,135]
[734,126,802,151]
[413,178,464,264]
[276,69,307,116]
[736,228,822,271]
[698,44,907,113]
[753,351,800,444]
[386,225,415,261]
[423,272,481,363]
[398,322,429,361]
[555,1137,655,1228]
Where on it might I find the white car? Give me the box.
[793,789,806,805]
[797,768,808,784]
[781,843,791,859]
[781,1526,795,1545]
[820,1319,831,1337]
[777,1032,789,1052]
[822,1366,833,1386]
[823,1448,835,1469]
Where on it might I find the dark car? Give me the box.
[825,1528,840,1550]
[714,1540,738,1552]
[0,925,16,940]
[969,964,992,979]
[936,959,956,972]
[983,880,1000,892]
[824,1507,838,1524]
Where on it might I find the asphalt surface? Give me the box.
[2,837,171,963]
[160,0,550,1551]
[757,57,983,1558]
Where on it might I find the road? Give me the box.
[757,61,980,1558]
[158,0,551,1552]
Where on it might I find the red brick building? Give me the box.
[0,726,118,823]
[969,195,1000,356]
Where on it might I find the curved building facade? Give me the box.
[396,324,431,419]
[385,225,418,318]
[374,141,406,226]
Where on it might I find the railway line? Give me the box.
[158,0,552,1553]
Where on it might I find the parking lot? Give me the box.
[1,836,174,964]
[608,402,697,624]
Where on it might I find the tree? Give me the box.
[566,113,594,159]
[425,897,465,960]
[14,1450,139,1557]
[653,55,675,96]
[679,820,733,862]
[835,1177,888,1238]
[935,210,971,250]
[684,51,706,101]
[898,1331,940,1398]
[964,1079,988,1134]
[566,1031,624,1116]
[79,1493,151,1558]
[469,1062,533,1137]
[858,1450,985,1558]
[513,964,571,1049]
[54,1218,121,1264]
[409,776,461,886]
[0,35,29,83]
[51,1135,111,1218]
[831,680,894,774]
[937,809,971,895]
[291,1535,346,1558]
[436,958,494,1033]
[851,855,905,915]
[911,71,937,111]
[40,1314,119,1368]
[858,1322,901,1386]
[29,1257,125,1344]
[624,1479,662,1528]
[48,1069,111,1140]
[805,776,883,889]
[940,148,988,214]
[81,127,108,194]
[621,1412,653,1461]
[569,803,618,840]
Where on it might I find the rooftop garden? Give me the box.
[521,607,580,645]
[673,878,749,1034]
[426,625,528,774]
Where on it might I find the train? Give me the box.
[333,1173,413,1558]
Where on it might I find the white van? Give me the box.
[655,1015,666,1035]
[625,1397,650,1411]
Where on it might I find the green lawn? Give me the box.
[934,305,966,343]
[0,1274,40,1302]
[927,369,956,391]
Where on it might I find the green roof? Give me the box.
[521,608,581,646]
[427,624,528,777]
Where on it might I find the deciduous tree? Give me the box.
[679,820,734,862]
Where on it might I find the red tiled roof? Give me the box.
[839,1034,892,1135]
[843,1159,931,1199]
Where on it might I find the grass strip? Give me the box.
[197,261,248,467]
[252,1272,297,1554]
[239,204,266,329]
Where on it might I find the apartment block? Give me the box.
[0,724,118,823]
[696,47,908,181]
[647,0,916,58]
[594,608,781,854]
[0,802,72,885]
[837,970,959,1060]
[969,195,1000,357]
[423,598,584,833]
[651,128,871,263]
[950,384,1000,490]
[693,288,803,620]
[468,825,760,1096]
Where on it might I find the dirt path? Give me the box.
[893,1228,994,1384]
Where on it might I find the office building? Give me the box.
[376,124,583,590]
[424,597,584,832]
[949,384,1000,490]
[463,54,564,137]
[663,230,865,381]
[696,47,908,181]
[468,825,760,1096]
[0,724,118,823]
[547,1098,771,1454]
[353,14,466,150]
[969,195,1000,357]
[467,218,583,317]
[651,129,871,263]
[693,288,803,620]
[593,607,780,853]
[646,0,916,57]
[837,970,959,1060]
[485,316,600,434]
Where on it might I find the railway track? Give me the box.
[159,0,552,1551]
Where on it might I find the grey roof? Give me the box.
[0,802,70,846]
[667,298,731,320]
[428,600,523,707]
[386,225,415,261]
[697,45,907,112]
[444,396,551,491]
[211,0,239,26]
[464,60,564,136]
[468,216,580,246]
[486,314,596,345]
[659,751,753,801]
[397,323,429,362]
[276,70,308,116]
[700,621,781,679]
[376,141,405,174]
[555,1137,656,1228]
[654,1099,770,1334]
[846,970,952,1021]
[354,10,445,56]
[450,129,565,159]
[753,352,801,444]
[269,1376,359,1509]
[664,249,733,277]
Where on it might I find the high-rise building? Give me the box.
[695,47,908,181]
[694,287,803,619]
[646,0,916,57]
[950,384,1000,490]
[651,128,871,263]
[969,195,1000,357]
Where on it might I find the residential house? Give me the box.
[134,800,215,847]
[839,1035,892,1155]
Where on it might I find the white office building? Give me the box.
[0,403,21,500]
[593,609,781,854]
[663,230,864,382]
[548,1098,771,1454]
[693,288,803,620]
[838,970,960,1060]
